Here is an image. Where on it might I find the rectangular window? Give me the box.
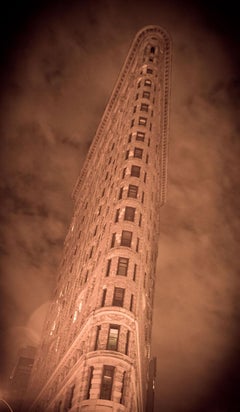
[111,143,115,150]
[131,119,134,127]
[107,325,120,350]
[111,233,116,248]
[86,366,94,399]
[144,172,147,183]
[94,326,101,350]
[140,103,149,112]
[113,287,125,306]
[89,247,93,259]
[136,131,145,141]
[133,264,137,281]
[121,230,132,247]
[143,91,150,99]
[147,68,153,74]
[139,213,142,227]
[120,371,126,404]
[105,172,109,180]
[134,147,143,159]
[100,366,115,400]
[85,270,89,283]
[128,184,138,198]
[122,168,126,179]
[125,331,130,355]
[146,154,149,164]
[133,106,136,113]
[135,93,139,100]
[94,225,98,236]
[128,133,132,143]
[117,257,129,276]
[131,165,140,177]
[106,259,111,277]
[138,117,147,126]
[102,188,105,197]
[119,187,123,200]
[141,192,145,203]
[125,151,129,160]
[130,294,134,311]
[148,138,150,147]
[144,79,152,87]
[115,209,120,223]
[136,238,139,252]
[124,206,135,222]
[101,289,107,307]
[137,81,141,88]
[149,123,152,131]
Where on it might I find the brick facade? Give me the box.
[27,25,171,412]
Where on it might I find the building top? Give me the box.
[72,25,172,205]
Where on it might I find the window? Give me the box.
[149,123,152,131]
[144,172,147,183]
[150,46,155,54]
[102,188,105,197]
[100,366,115,400]
[146,154,149,164]
[106,259,111,277]
[133,106,136,114]
[111,143,115,150]
[101,289,107,306]
[131,165,140,177]
[148,138,150,147]
[120,371,126,404]
[128,184,138,198]
[105,172,108,180]
[139,213,142,227]
[68,385,75,409]
[86,366,94,399]
[113,287,125,307]
[111,233,116,248]
[124,206,135,222]
[136,238,140,252]
[125,331,130,355]
[130,294,134,311]
[122,168,126,179]
[143,91,150,99]
[131,119,134,127]
[115,209,120,223]
[125,151,129,160]
[85,271,89,283]
[107,325,120,350]
[135,93,139,100]
[94,326,101,350]
[133,264,137,281]
[136,131,145,141]
[138,117,147,126]
[137,81,141,88]
[140,103,148,112]
[94,225,98,236]
[128,133,132,143]
[117,257,129,276]
[144,79,152,87]
[134,147,143,159]
[119,187,123,200]
[141,192,145,203]
[89,247,93,259]
[121,230,132,247]
[147,68,153,74]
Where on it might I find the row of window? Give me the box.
[87,365,124,402]
[94,324,130,354]
[106,257,137,279]
[111,230,139,250]
[101,286,134,311]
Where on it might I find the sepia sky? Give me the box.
[0,1,239,411]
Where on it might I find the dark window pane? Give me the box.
[117,257,129,276]
[131,165,140,177]
[113,287,125,307]
[120,230,132,247]
[100,366,114,400]
[124,207,135,222]
[128,185,138,198]
[134,147,143,159]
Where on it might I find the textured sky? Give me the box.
[0,1,239,411]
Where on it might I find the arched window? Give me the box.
[150,46,155,54]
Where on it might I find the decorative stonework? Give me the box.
[27,25,171,412]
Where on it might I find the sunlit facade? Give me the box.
[27,25,171,412]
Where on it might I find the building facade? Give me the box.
[27,25,171,412]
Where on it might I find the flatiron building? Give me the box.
[27,25,171,412]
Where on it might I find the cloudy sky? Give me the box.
[0,1,239,411]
